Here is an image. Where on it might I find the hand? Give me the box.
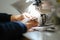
[11,12,32,22]
[25,19,39,30]
[15,15,24,21]
[11,12,38,21]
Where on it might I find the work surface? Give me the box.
[23,30,60,40]
[23,25,60,40]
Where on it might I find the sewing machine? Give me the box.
[12,0,60,40]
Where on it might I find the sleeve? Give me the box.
[0,22,27,39]
[0,13,11,22]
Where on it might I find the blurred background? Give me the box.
[0,0,60,40]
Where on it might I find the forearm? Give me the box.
[11,14,24,21]
[0,13,24,22]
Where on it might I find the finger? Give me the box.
[25,15,30,18]
[28,29,34,32]
[30,16,36,19]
